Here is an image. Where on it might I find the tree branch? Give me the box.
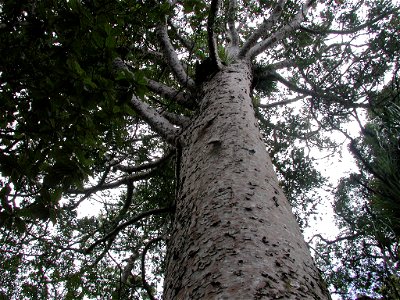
[69,168,157,195]
[308,232,362,245]
[85,206,173,254]
[114,150,174,173]
[141,236,164,300]
[244,0,315,59]
[130,94,179,145]
[226,0,239,51]
[207,0,222,69]
[156,22,195,88]
[167,19,195,52]
[300,9,396,36]
[259,95,306,109]
[145,78,195,109]
[162,111,191,127]
[268,70,369,108]
[239,0,287,58]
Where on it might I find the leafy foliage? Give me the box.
[315,72,400,299]
[0,0,399,299]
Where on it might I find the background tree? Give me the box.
[314,70,400,299]
[0,0,399,299]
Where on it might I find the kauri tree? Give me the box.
[0,0,399,299]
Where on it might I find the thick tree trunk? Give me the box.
[164,61,330,299]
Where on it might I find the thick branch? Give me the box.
[268,60,295,70]
[156,22,195,88]
[85,207,173,253]
[244,0,315,58]
[146,78,194,109]
[168,19,195,52]
[207,0,222,69]
[130,94,179,144]
[162,111,191,127]
[227,0,239,50]
[239,0,287,58]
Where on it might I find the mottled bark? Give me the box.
[163,61,330,299]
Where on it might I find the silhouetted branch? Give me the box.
[114,150,174,173]
[141,236,164,300]
[268,70,369,108]
[308,232,362,245]
[85,206,173,254]
[259,95,305,109]
[300,9,396,35]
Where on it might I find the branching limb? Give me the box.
[115,251,140,297]
[156,22,195,88]
[300,9,396,35]
[162,111,191,127]
[308,232,362,245]
[258,95,306,109]
[85,206,173,254]
[141,236,164,300]
[226,0,239,51]
[70,168,156,195]
[130,94,179,145]
[239,0,287,58]
[114,150,174,173]
[243,0,316,59]
[146,78,195,109]
[167,19,195,52]
[207,0,223,69]
[268,60,295,70]
[267,70,369,108]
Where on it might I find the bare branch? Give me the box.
[244,0,315,59]
[227,0,239,50]
[141,237,164,300]
[258,95,305,109]
[239,0,287,58]
[85,207,173,254]
[69,168,157,195]
[268,60,295,70]
[114,150,174,173]
[300,9,396,35]
[130,94,179,144]
[146,78,195,109]
[268,70,369,108]
[157,22,195,88]
[207,0,223,69]
[308,232,362,245]
[162,111,191,127]
[168,19,195,52]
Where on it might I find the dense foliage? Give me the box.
[0,0,399,299]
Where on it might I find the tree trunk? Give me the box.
[163,61,330,299]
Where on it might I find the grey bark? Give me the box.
[163,61,330,299]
